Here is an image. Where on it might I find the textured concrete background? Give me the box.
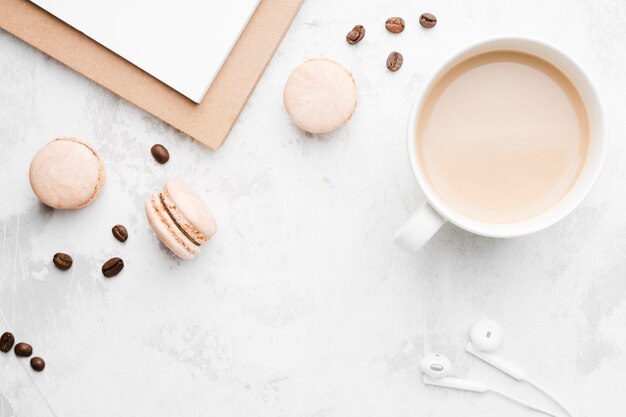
[1,0,625,416]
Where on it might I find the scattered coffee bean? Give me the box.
[0,332,15,352]
[112,224,128,242]
[52,253,73,270]
[30,357,45,372]
[102,257,124,278]
[14,342,33,357]
[346,25,365,44]
[151,144,170,164]
[385,17,405,33]
[386,51,404,72]
[419,12,437,28]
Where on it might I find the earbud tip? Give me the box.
[469,319,502,352]
[420,353,453,378]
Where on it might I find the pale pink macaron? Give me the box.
[283,58,358,134]
[29,137,105,209]
[145,180,217,260]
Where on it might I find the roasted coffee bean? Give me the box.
[102,257,124,278]
[386,51,404,72]
[52,253,73,270]
[346,25,365,44]
[151,144,170,164]
[112,224,128,242]
[14,342,33,357]
[30,357,45,372]
[0,332,15,352]
[385,17,405,33]
[419,12,437,28]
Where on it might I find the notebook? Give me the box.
[29,0,260,103]
[0,0,303,150]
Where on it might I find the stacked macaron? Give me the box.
[145,180,216,260]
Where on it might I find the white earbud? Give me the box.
[469,318,502,352]
[420,353,452,378]
[421,353,487,393]
[466,319,573,417]
[420,353,559,417]
[466,319,525,380]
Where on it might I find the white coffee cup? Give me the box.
[394,37,606,251]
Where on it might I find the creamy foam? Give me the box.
[417,51,589,224]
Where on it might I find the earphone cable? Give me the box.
[489,387,561,417]
[525,377,573,417]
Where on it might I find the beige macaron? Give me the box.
[283,58,358,134]
[29,137,105,209]
[145,180,217,260]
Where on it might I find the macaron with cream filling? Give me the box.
[145,180,216,259]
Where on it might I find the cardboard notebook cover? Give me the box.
[0,0,303,150]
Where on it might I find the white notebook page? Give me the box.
[30,0,260,103]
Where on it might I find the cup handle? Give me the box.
[394,202,446,251]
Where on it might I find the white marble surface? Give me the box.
[1,0,626,416]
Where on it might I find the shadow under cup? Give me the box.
[397,38,605,250]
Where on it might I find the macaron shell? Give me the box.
[29,138,105,209]
[164,180,217,242]
[283,58,357,134]
[145,194,197,260]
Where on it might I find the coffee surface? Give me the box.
[417,51,589,223]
